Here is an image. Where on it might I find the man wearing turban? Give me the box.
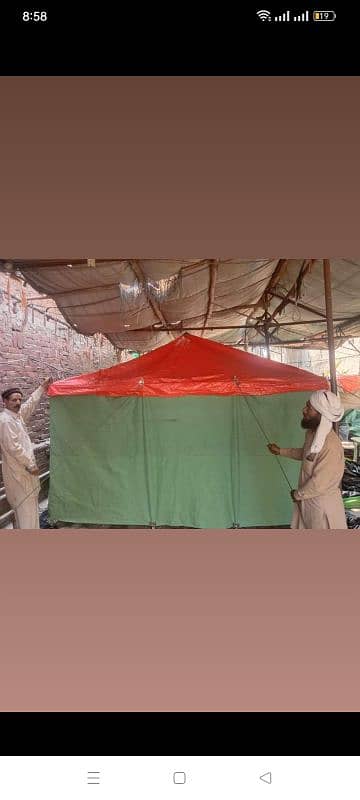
[0,379,51,528]
[267,390,347,529]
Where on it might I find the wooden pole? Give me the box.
[323,259,337,394]
[264,311,271,358]
[323,259,340,435]
[264,328,271,358]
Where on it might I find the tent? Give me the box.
[47,333,328,528]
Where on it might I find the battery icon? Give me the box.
[313,10,336,20]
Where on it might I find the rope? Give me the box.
[243,397,292,489]
[243,396,305,526]
[6,472,50,518]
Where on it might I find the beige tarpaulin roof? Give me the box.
[339,389,360,411]
[1,258,360,352]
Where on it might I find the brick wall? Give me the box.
[0,271,119,444]
[0,271,122,521]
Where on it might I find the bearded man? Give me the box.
[267,390,347,529]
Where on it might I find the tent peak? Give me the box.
[48,330,328,399]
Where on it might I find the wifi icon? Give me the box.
[256,9,271,20]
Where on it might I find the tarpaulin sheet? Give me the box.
[14,259,360,351]
[48,392,309,528]
[48,333,328,398]
[338,376,360,411]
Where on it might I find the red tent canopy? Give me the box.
[337,375,360,410]
[337,375,360,393]
[48,333,328,398]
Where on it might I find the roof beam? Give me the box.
[261,259,314,325]
[268,290,328,319]
[130,259,175,340]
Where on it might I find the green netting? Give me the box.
[48,393,308,528]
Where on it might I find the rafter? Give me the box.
[130,259,175,340]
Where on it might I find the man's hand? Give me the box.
[290,489,298,502]
[27,466,40,476]
[267,442,280,456]
[41,377,52,392]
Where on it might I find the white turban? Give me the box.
[309,390,344,455]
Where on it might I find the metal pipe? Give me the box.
[0,471,50,527]
[140,317,355,333]
[0,470,49,499]
[0,439,49,469]
[264,313,271,358]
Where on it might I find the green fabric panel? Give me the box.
[141,397,235,527]
[49,397,151,525]
[48,393,308,527]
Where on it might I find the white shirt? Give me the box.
[0,387,43,481]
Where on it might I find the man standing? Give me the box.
[268,390,347,529]
[0,379,51,529]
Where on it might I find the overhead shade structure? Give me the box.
[3,258,360,352]
[47,334,327,528]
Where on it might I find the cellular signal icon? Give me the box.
[273,9,310,21]
[274,10,291,21]
[256,9,271,20]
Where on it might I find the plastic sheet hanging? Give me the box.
[118,271,180,310]
[342,460,360,493]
